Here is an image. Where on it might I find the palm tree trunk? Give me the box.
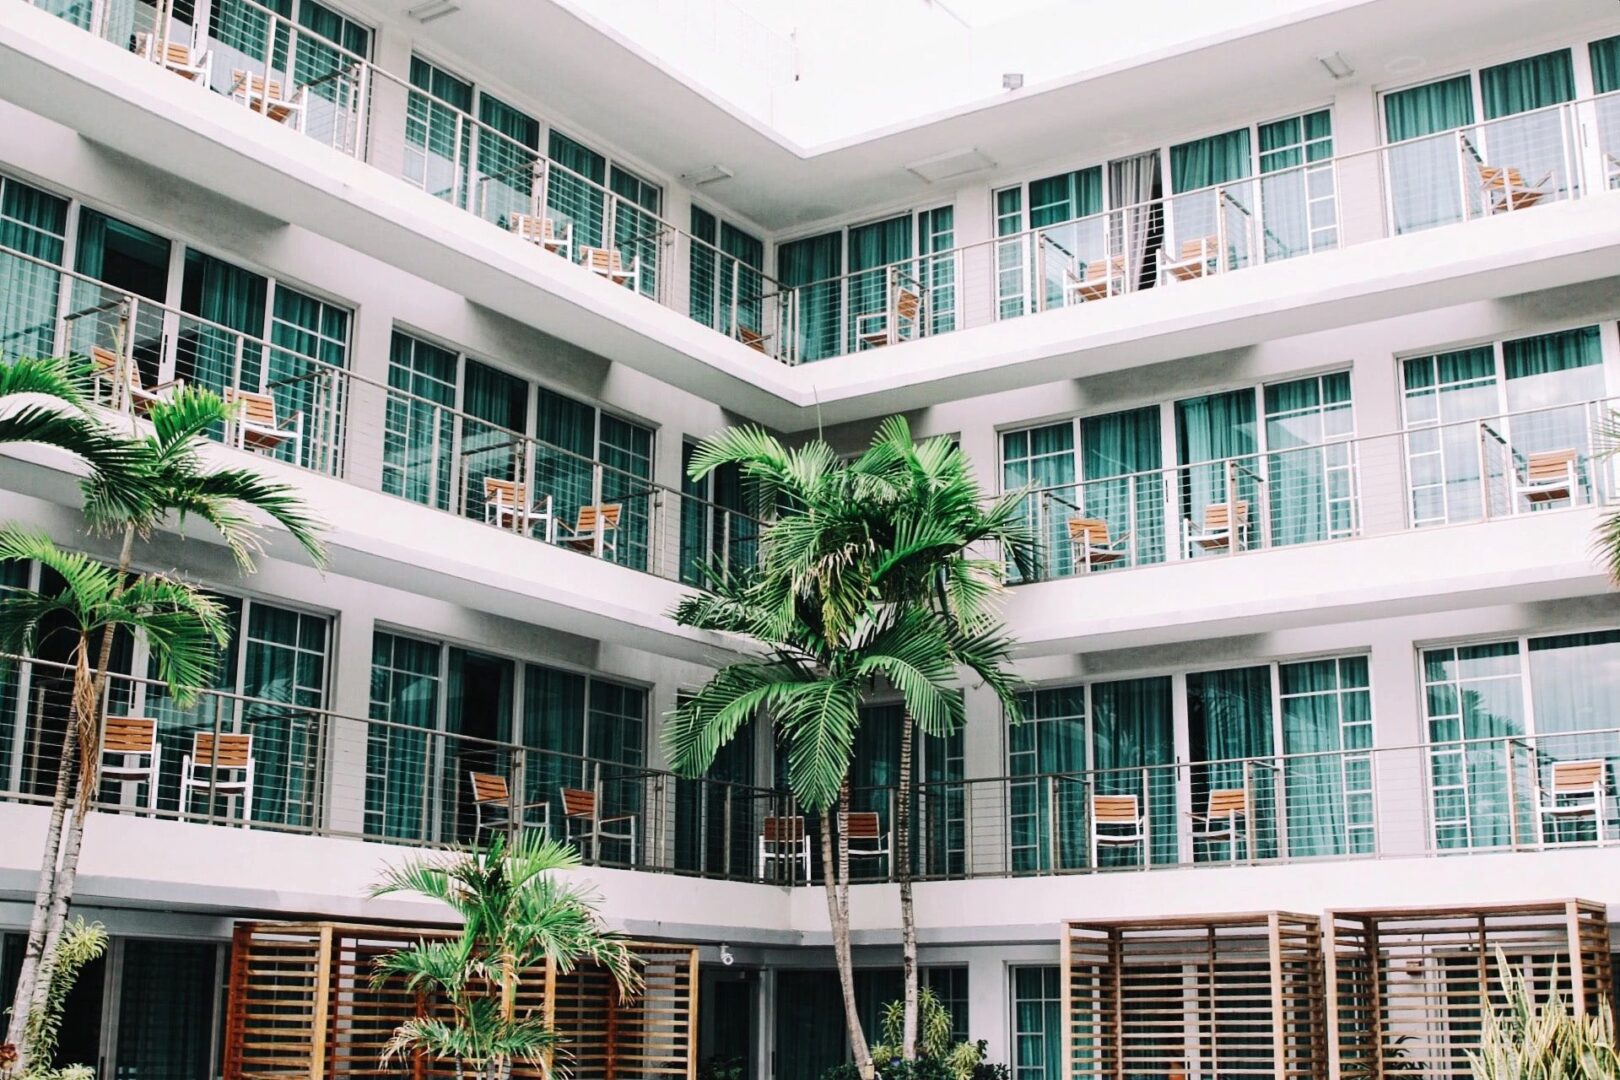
[824,785,872,1078]
[897,709,918,1059]
[9,528,135,1063]
[1,679,81,1066]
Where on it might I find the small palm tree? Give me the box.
[0,528,230,1067]
[371,831,640,1080]
[679,417,1032,1057]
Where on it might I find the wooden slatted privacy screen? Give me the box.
[1325,900,1612,1080]
[223,921,698,1079]
[1061,913,1326,1080]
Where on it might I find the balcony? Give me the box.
[10,0,1620,416]
[6,653,1620,890]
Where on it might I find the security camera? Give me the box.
[719,943,735,967]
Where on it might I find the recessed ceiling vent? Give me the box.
[406,0,459,22]
[681,165,735,186]
[904,148,995,184]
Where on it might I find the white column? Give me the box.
[322,609,376,836]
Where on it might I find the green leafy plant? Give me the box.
[371,830,640,1079]
[697,1056,746,1080]
[1467,951,1620,1080]
[2,916,108,1080]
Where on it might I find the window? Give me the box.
[1011,965,1062,1080]
[1423,630,1620,850]
[383,331,458,510]
[680,442,758,586]
[1383,50,1577,233]
[1401,326,1605,526]
[405,56,475,205]
[0,174,68,358]
[925,967,970,1044]
[778,231,842,363]
[689,206,765,339]
[846,702,962,879]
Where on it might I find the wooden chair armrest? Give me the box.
[597,812,638,824]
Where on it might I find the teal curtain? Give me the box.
[850,703,902,879]
[268,286,348,470]
[1279,656,1372,857]
[775,972,846,1080]
[598,413,654,570]
[143,598,241,814]
[406,56,473,205]
[1482,50,1577,203]
[610,165,662,297]
[459,359,527,523]
[1029,169,1103,308]
[1008,686,1085,872]
[522,663,587,827]
[681,446,755,586]
[1170,129,1252,266]
[1402,347,1498,526]
[921,723,964,877]
[846,215,912,351]
[1503,327,1603,496]
[1265,373,1355,546]
[70,209,170,386]
[444,648,515,841]
[586,679,646,859]
[855,968,904,1047]
[367,632,440,840]
[1527,631,1620,841]
[722,222,766,336]
[1176,389,1259,554]
[475,95,540,228]
[1385,75,1476,233]
[674,710,754,875]
[777,231,841,362]
[179,249,267,396]
[114,939,218,1079]
[688,206,719,328]
[917,206,955,334]
[1012,966,1062,1080]
[240,603,327,828]
[1081,406,1163,567]
[384,331,457,510]
[1423,643,1525,849]
[0,177,68,359]
[287,0,368,135]
[1091,676,1176,866]
[548,132,607,250]
[1003,422,1076,578]
[1258,110,1336,260]
[1186,666,1276,860]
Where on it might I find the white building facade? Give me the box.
[3,0,1620,1075]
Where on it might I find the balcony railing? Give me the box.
[1013,395,1618,583]
[3,654,1619,887]
[25,0,1620,366]
[0,243,764,588]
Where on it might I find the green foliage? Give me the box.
[668,418,1031,812]
[371,830,640,1079]
[9,917,108,1080]
[877,989,953,1062]
[697,1056,746,1080]
[854,991,1002,1080]
[1467,952,1620,1080]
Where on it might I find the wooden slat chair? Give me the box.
[1067,517,1131,573]
[1184,499,1250,557]
[578,246,639,291]
[1089,792,1147,868]
[100,715,160,811]
[855,284,924,349]
[758,815,812,882]
[1063,255,1128,305]
[229,69,307,129]
[1538,759,1608,844]
[735,325,770,353]
[507,213,573,262]
[844,811,892,877]
[1188,787,1252,861]
[468,771,551,840]
[1478,164,1553,214]
[134,32,212,82]
[1513,448,1580,507]
[1158,235,1220,285]
[224,388,304,458]
[482,478,554,538]
[557,503,620,557]
[90,345,183,413]
[559,786,637,862]
[180,732,254,826]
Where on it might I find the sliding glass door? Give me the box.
[0,176,68,360]
[459,359,528,521]
[1169,129,1253,270]
[1008,686,1086,873]
[384,331,457,510]
[1479,50,1577,203]
[475,94,541,227]
[1176,388,1260,556]
[1081,406,1164,567]
[405,56,473,206]
[1384,75,1476,233]
[1264,372,1356,546]
[1186,666,1276,860]
[1279,656,1373,857]
[367,631,441,840]
[1258,110,1337,261]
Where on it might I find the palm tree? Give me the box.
[0,369,327,1062]
[371,830,640,1080]
[0,527,230,1069]
[679,418,1033,1057]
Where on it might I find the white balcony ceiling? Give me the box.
[362,0,1618,229]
